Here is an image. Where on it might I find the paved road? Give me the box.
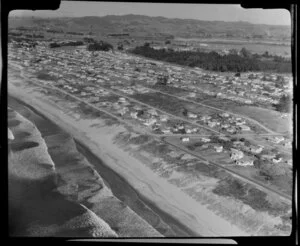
[10,64,292,203]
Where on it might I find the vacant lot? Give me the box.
[232,106,292,134]
[132,92,216,118]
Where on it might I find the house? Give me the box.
[161,128,171,134]
[240,125,251,131]
[181,137,190,142]
[230,148,244,160]
[178,124,185,130]
[208,121,217,128]
[189,92,196,97]
[283,141,292,148]
[130,112,138,119]
[236,159,254,166]
[201,137,210,143]
[191,128,198,133]
[143,118,157,126]
[233,141,244,146]
[261,154,276,160]
[117,107,128,116]
[160,115,169,122]
[236,121,246,126]
[118,97,127,103]
[218,136,230,141]
[220,112,230,118]
[249,145,264,154]
[227,128,236,133]
[221,124,230,129]
[214,145,223,153]
[200,115,211,121]
[186,128,192,134]
[187,112,198,119]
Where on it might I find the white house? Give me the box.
[162,128,171,134]
[118,97,127,103]
[130,112,138,119]
[181,137,190,142]
[240,125,251,131]
[187,112,198,119]
[200,115,211,121]
[143,118,157,126]
[186,128,192,134]
[236,159,254,166]
[214,145,223,153]
[249,145,264,154]
[208,121,217,128]
[220,113,230,118]
[201,137,210,143]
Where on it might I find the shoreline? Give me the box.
[8,95,198,237]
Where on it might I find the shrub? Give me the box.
[87,41,113,51]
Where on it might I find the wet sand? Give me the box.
[8,96,197,237]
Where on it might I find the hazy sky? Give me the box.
[10,1,291,26]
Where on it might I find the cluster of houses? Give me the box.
[181,134,292,167]
[197,112,252,134]
[8,41,292,169]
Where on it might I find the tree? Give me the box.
[263,51,269,57]
[49,42,60,48]
[229,49,238,55]
[156,74,168,85]
[274,94,292,113]
[259,163,286,179]
[165,40,171,45]
[240,47,251,58]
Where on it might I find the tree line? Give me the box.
[130,44,292,73]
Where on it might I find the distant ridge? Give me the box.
[10,14,290,27]
[9,14,291,40]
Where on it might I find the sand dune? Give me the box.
[45,132,163,237]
